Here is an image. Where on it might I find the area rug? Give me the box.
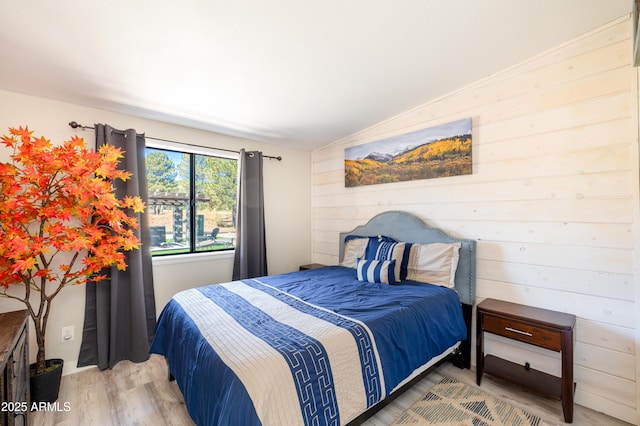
[391,376,541,426]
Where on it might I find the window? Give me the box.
[145,147,238,256]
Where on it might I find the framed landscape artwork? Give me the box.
[344,118,472,187]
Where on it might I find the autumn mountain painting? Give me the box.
[345,118,472,187]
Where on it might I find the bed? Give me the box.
[150,211,476,425]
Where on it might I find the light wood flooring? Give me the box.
[31,354,631,426]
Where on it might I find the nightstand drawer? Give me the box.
[483,315,561,351]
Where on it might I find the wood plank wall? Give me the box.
[311,16,638,424]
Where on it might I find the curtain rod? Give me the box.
[68,121,282,161]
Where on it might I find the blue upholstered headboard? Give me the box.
[339,211,476,306]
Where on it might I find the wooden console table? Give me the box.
[0,310,30,426]
[476,298,576,423]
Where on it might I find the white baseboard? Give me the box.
[61,360,95,376]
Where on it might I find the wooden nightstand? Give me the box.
[476,298,576,423]
[299,263,326,271]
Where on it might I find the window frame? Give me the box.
[145,140,238,258]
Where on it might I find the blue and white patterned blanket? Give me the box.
[150,266,467,426]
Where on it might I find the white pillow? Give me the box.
[340,237,369,268]
[406,243,461,288]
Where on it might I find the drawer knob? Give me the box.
[505,326,533,337]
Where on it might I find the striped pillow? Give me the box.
[356,258,397,284]
[366,241,405,283]
[341,235,396,268]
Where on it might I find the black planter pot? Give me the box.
[30,359,63,403]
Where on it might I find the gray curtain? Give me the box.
[233,149,267,280]
[78,124,156,370]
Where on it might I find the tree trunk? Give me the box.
[33,314,46,374]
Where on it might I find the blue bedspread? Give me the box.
[150,266,467,426]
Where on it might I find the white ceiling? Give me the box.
[0,1,632,150]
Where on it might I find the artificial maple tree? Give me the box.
[0,126,144,374]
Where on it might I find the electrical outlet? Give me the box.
[62,326,74,342]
